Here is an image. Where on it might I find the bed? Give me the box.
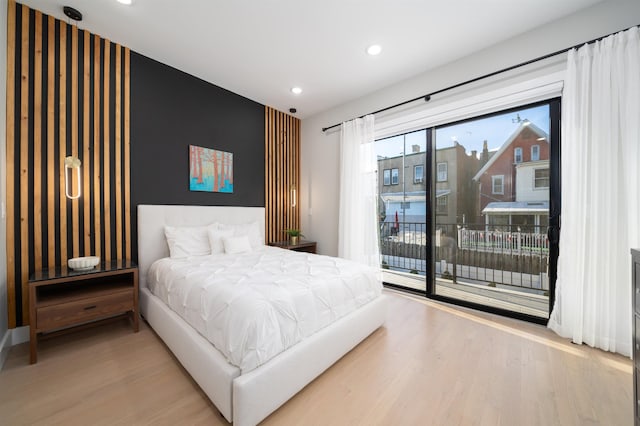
[137,205,388,426]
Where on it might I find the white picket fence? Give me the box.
[457,228,549,254]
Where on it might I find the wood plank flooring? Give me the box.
[0,290,632,425]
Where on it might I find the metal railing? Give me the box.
[380,221,550,292]
[380,222,427,274]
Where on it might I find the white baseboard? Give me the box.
[0,328,10,371]
[0,326,30,371]
[11,326,29,345]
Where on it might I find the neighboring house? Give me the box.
[516,160,550,203]
[378,145,426,226]
[377,142,480,229]
[434,142,481,227]
[472,122,550,232]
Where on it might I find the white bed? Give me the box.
[137,205,388,426]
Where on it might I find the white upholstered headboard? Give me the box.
[137,204,266,289]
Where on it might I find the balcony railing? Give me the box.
[380,221,549,293]
[380,222,427,274]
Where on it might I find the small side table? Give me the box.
[28,260,139,364]
[269,240,317,254]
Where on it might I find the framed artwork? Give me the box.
[189,145,233,193]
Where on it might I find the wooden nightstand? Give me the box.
[28,260,139,364]
[269,240,317,254]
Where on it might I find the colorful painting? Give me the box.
[189,145,233,193]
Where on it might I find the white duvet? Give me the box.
[147,246,382,372]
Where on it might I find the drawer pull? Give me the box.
[83,305,97,310]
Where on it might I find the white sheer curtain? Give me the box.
[548,27,640,356]
[338,115,381,268]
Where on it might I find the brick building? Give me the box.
[472,122,550,231]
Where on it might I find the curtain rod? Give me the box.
[321,24,639,132]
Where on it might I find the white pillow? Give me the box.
[237,221,263,247]
[164,225,212,258]
[207,226,235,254]
[222,235,253,254]
[215,221,263,248]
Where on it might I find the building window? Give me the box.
[400,201,411,209]
[437,162,448,182]
[488,214,509,231]
[414,165,424,183]
[514,147,523,163]
[391,168,399,185]
[383,169,391,186]
[492,175,504,194]
[436,196,448,215]
[534,168,549,188]
[531,145,540,161]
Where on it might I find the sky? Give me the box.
[375,104,550,158]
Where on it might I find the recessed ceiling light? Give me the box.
[366,44,382,56]
[291,87,302,95]
[117,0,132,5]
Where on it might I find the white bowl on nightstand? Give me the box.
[68,256,100,271]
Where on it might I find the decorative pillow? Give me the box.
[164,225,212,258]
[232,221,263,248]
[207,226,235,255]
[222,235,253,254]
[211,221,263,249]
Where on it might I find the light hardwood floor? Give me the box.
[0,290,632,425]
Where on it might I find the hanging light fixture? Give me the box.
[291,183,297,208]
[64,156,82,199]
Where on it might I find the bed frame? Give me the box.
[137,205,388,426]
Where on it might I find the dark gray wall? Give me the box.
[130,52,265,259]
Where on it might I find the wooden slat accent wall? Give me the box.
[19,3,30,324]
[264,107,300,243]
[5,2,131,328]
[6,0,16,326]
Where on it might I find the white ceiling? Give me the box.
[21,0,602,118]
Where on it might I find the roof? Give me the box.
[472,122,549,182]
[482,201,549,214]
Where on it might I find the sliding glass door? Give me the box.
[375,99,560,322]
[429,100,560,320]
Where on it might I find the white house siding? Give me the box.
[516,160,550,202]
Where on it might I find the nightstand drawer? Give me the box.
[37,289,134,331]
